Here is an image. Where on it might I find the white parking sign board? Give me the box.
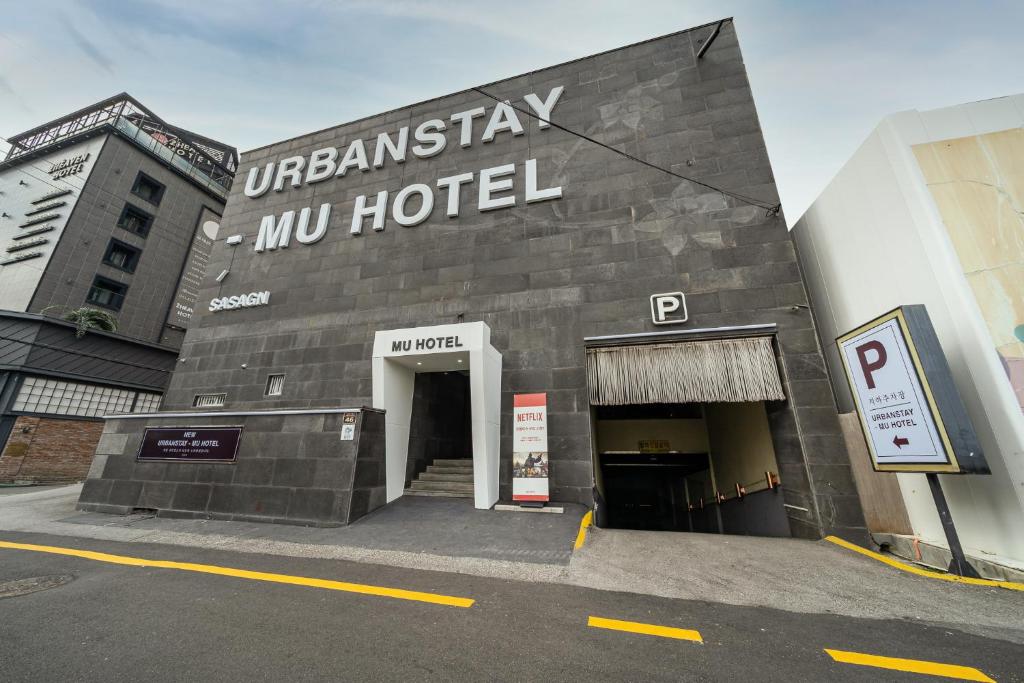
[837,306,987,474]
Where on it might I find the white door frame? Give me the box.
[371,322,502,510]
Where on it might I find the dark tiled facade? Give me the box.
[28,134,226,348]
[141,22,865,539]
[78,409,386,526]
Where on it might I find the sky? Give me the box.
[2,0,1023,224]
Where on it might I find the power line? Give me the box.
[472,87,781,216]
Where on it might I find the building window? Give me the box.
[102,239,142,273]
[193,393,226,408]
[131,172,165,206]
[86,276,128,311]
[11,377,154,418]
[265,374,285,396]
[117,203,154,237]
[132,393,162,413]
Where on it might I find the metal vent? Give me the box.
[264,374,284,397]
[192,393,226,408]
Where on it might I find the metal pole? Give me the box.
[925,473,982,578]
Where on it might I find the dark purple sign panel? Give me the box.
[137,427,242,462]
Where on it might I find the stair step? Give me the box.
[409,480,475,493]
[419,472,474,483]
[427,466,474,475]
[403,489,473,498]
[431,459,473,468]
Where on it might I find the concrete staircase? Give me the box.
[404,459,474,498]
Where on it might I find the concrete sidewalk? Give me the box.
[1,484,1020,644]
[0,484,584,565]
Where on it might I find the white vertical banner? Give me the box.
[512,393,549,502]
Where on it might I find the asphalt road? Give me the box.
[0,531,1020,682]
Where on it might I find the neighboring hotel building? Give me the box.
[0,94,237,484]
[79,21,869,542]
[794,95,1024,571]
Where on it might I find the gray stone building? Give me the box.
[78,20,868,542]
[0,94,237,483]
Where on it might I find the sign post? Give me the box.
[837,306,988,577]
[512,393,549,506]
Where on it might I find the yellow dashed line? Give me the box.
[824,536,1024,591]
[587,616,703,643]
[0,539,474,608]
[825,649,995,682]
[574,510,593,551]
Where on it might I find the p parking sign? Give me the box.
[836,306,988,474]
[650,292,688,325]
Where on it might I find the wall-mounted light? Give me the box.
[241,363,248,369]
[215,269,229,282]
[18,180,28,186]
[226,234,244,246]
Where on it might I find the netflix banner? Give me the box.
[512,393,549,502]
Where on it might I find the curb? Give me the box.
[573,510,593,551]
[824,536,1024,592]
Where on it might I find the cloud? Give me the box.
[59,16,115,74]
[2,0,1023,225]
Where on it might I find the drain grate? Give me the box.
[0,574,75,599]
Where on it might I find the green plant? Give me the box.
[42,306,119,338]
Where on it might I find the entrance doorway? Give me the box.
[592,402,789,536]
[404,372,474,498]
[372,322,502,510]
[586,331,790,537]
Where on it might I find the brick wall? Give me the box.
[0,415,105,484]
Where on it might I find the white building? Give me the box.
[793,95,1024,572]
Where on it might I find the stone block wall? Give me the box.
[0,415,104,484]
[77,408,385,526]
[149,21,866,540]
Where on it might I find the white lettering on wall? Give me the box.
[296,203,331,244]
[245,163,274,198]
[305,148,338,184]
[525,159,562,204]
[478,164,516,211]
[436,172,474,218]
[336,139,370,177]
[392,184,434,227]
[523,86,564,129]
[209,291,271,312]
[412,119,447,158]
[351,190,389,235]
[450,107,486,148]
[373,127,409,168]
[274,156,305,192]
[255,211,295,252]
[243,86,568,250]
[481,102,525,143]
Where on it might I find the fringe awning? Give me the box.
[586,337,785,405]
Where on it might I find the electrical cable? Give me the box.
[471,86,781,216]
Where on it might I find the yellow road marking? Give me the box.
[573,510,593,551]
[824,536,1024,592]
[0,540,474,608]
[825,649,995,682]
[587,616,702,643]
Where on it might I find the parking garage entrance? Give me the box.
[587,331,791,537]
